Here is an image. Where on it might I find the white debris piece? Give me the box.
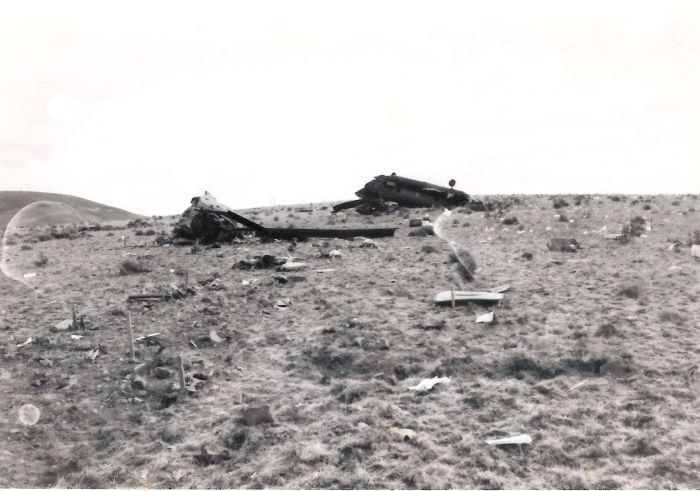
[70,334,83,340]
[86,349,100,361]
[23,273,37,279]
[135,333,161,342]
[408,376,451,393]
[390,427,418,442]
[209,329,224,344]
[691,244,700,258]
[568,378,591,391]
[16,337,33,347]
[485,434,532,446]
[54,319,73,331]
[476,311,495,324]
[278,262,308,272]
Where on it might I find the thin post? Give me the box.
[450,289,456,309]
[177,355,186,393]
[72,305,77,330]
[127,311,135,362]
[185,271,189,289]
[123,235,127,247]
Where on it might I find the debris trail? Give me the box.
[433,209,474,280]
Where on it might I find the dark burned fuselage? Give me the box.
[333,174,470,212]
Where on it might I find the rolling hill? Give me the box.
[0,191,141,232]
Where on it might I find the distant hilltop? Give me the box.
[0,191,141,232]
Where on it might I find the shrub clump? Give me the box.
[127,218,151,228]
[34,253,49,268]
[119,259,148,275]
[619,283,641,299]
[553,197,569,209]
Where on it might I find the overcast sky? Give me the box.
[1,1,698,215]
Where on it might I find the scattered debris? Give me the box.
[485,434,532,446]
[321,249,342,259]
[18,404,41,426]
[16,337,33,348]
[390,427,418,442]
[359,238,378,248]
[277,261,308,272]
[70,334,83,340]
[692,244,700,259]
[669,242,682,253]
[235,254,280,270]
[568,379,591,391]
[275,299,290,309]
[315,268,335,273]
[86,349,100,362]
[209,330,224,344]
[53,319,73,331]
[604,233,624,240]
[408,376,451,393]
[547,238,579,252]
[476,311,496,324]
[135,333,161,342]
[23,272,37,279]
[434,291,504,305]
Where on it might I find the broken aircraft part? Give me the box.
[333,174,470,212]
[174,192,396,243]
[433,291,504,304]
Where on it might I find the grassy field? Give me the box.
[1,194,699,489]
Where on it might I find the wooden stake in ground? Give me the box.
[177,355,186,393]
[185,271,189,289]
[72,305,77,330]
[127,312,135,362]
[123,235,127,247]
[450,289,456,309]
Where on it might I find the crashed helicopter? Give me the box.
[172,192,396,243]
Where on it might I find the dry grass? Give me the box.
[1,195,699,488]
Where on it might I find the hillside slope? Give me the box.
[0,191,141,232]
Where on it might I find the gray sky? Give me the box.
[1,1,699,215]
